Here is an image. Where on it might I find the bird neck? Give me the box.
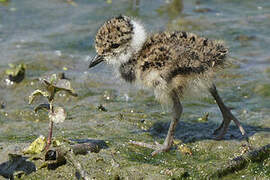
[112,19,147,82]
[109,19,146,66]
[130,19,147,55]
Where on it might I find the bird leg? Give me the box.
[130,90,182,156]
[209,84,247,140]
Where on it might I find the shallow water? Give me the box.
[0,0,270,179]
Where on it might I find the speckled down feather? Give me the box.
[95,16,133,56]
[137,31,228,82]
[94,16,228,102]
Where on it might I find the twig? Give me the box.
[129,140,157,149]
[211,144,270,178]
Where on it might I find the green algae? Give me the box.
[0,0,270,179]
[254,84,270,98]
[1,82,267,178]
[1,77,270,179]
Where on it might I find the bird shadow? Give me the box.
[0,154,36,179]
[148,121,270,143]
[126,121,270,167]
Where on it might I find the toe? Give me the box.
[213,134,224,140]
[213,121,225,135]
[151,149,161,156]
[130,140,172,156]
[151,148,165,156]
[213,128,221,135]
[129,140,157,150]
[151,146,170,156]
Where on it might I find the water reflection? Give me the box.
[156,0,200,32]
[127,0,140,16]
[0,0,10,6]
[156,0,183,20]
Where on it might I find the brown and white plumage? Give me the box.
[89,15,247,156]
[120,31,228,103]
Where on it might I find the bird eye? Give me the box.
[111,43,120,49]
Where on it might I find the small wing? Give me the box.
[138,31,228,74]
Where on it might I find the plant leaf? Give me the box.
[178,144,192,155]
[5,64,25,76]
[198,112,209,122]
[49,107,66,123]
[49,74,58,84]
[54,79,78,97]
[5,63,26,83]
[34,103,50,113]
[42,80,56,101]
[23,135,46,154]
[29,90,50,104]
[41,74,78,99]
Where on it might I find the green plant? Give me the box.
[29,74,77,150]
[5,63,26,83]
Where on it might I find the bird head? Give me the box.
[89,15,146,68]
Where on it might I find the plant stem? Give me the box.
[44,100,54,151]
[44,121,54,151]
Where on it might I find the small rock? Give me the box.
[111,159,119,168]
[97,104,107,112]
[5,64,26,83]
[193,8,213,13]
[235,35,256,42]
[181,171,190,178]
[0,101,5,109]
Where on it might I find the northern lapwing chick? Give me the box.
[89,15,247,156]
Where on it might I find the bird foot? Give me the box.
[213,121,224,136]
[212,121,229,140]
[129,140,171,156]
[213,115,248,142]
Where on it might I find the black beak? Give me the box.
[89,55,104,68]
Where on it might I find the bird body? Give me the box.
[89,15,247,155]
[119,31,228,104]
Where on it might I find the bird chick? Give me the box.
[89,15,247,156]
